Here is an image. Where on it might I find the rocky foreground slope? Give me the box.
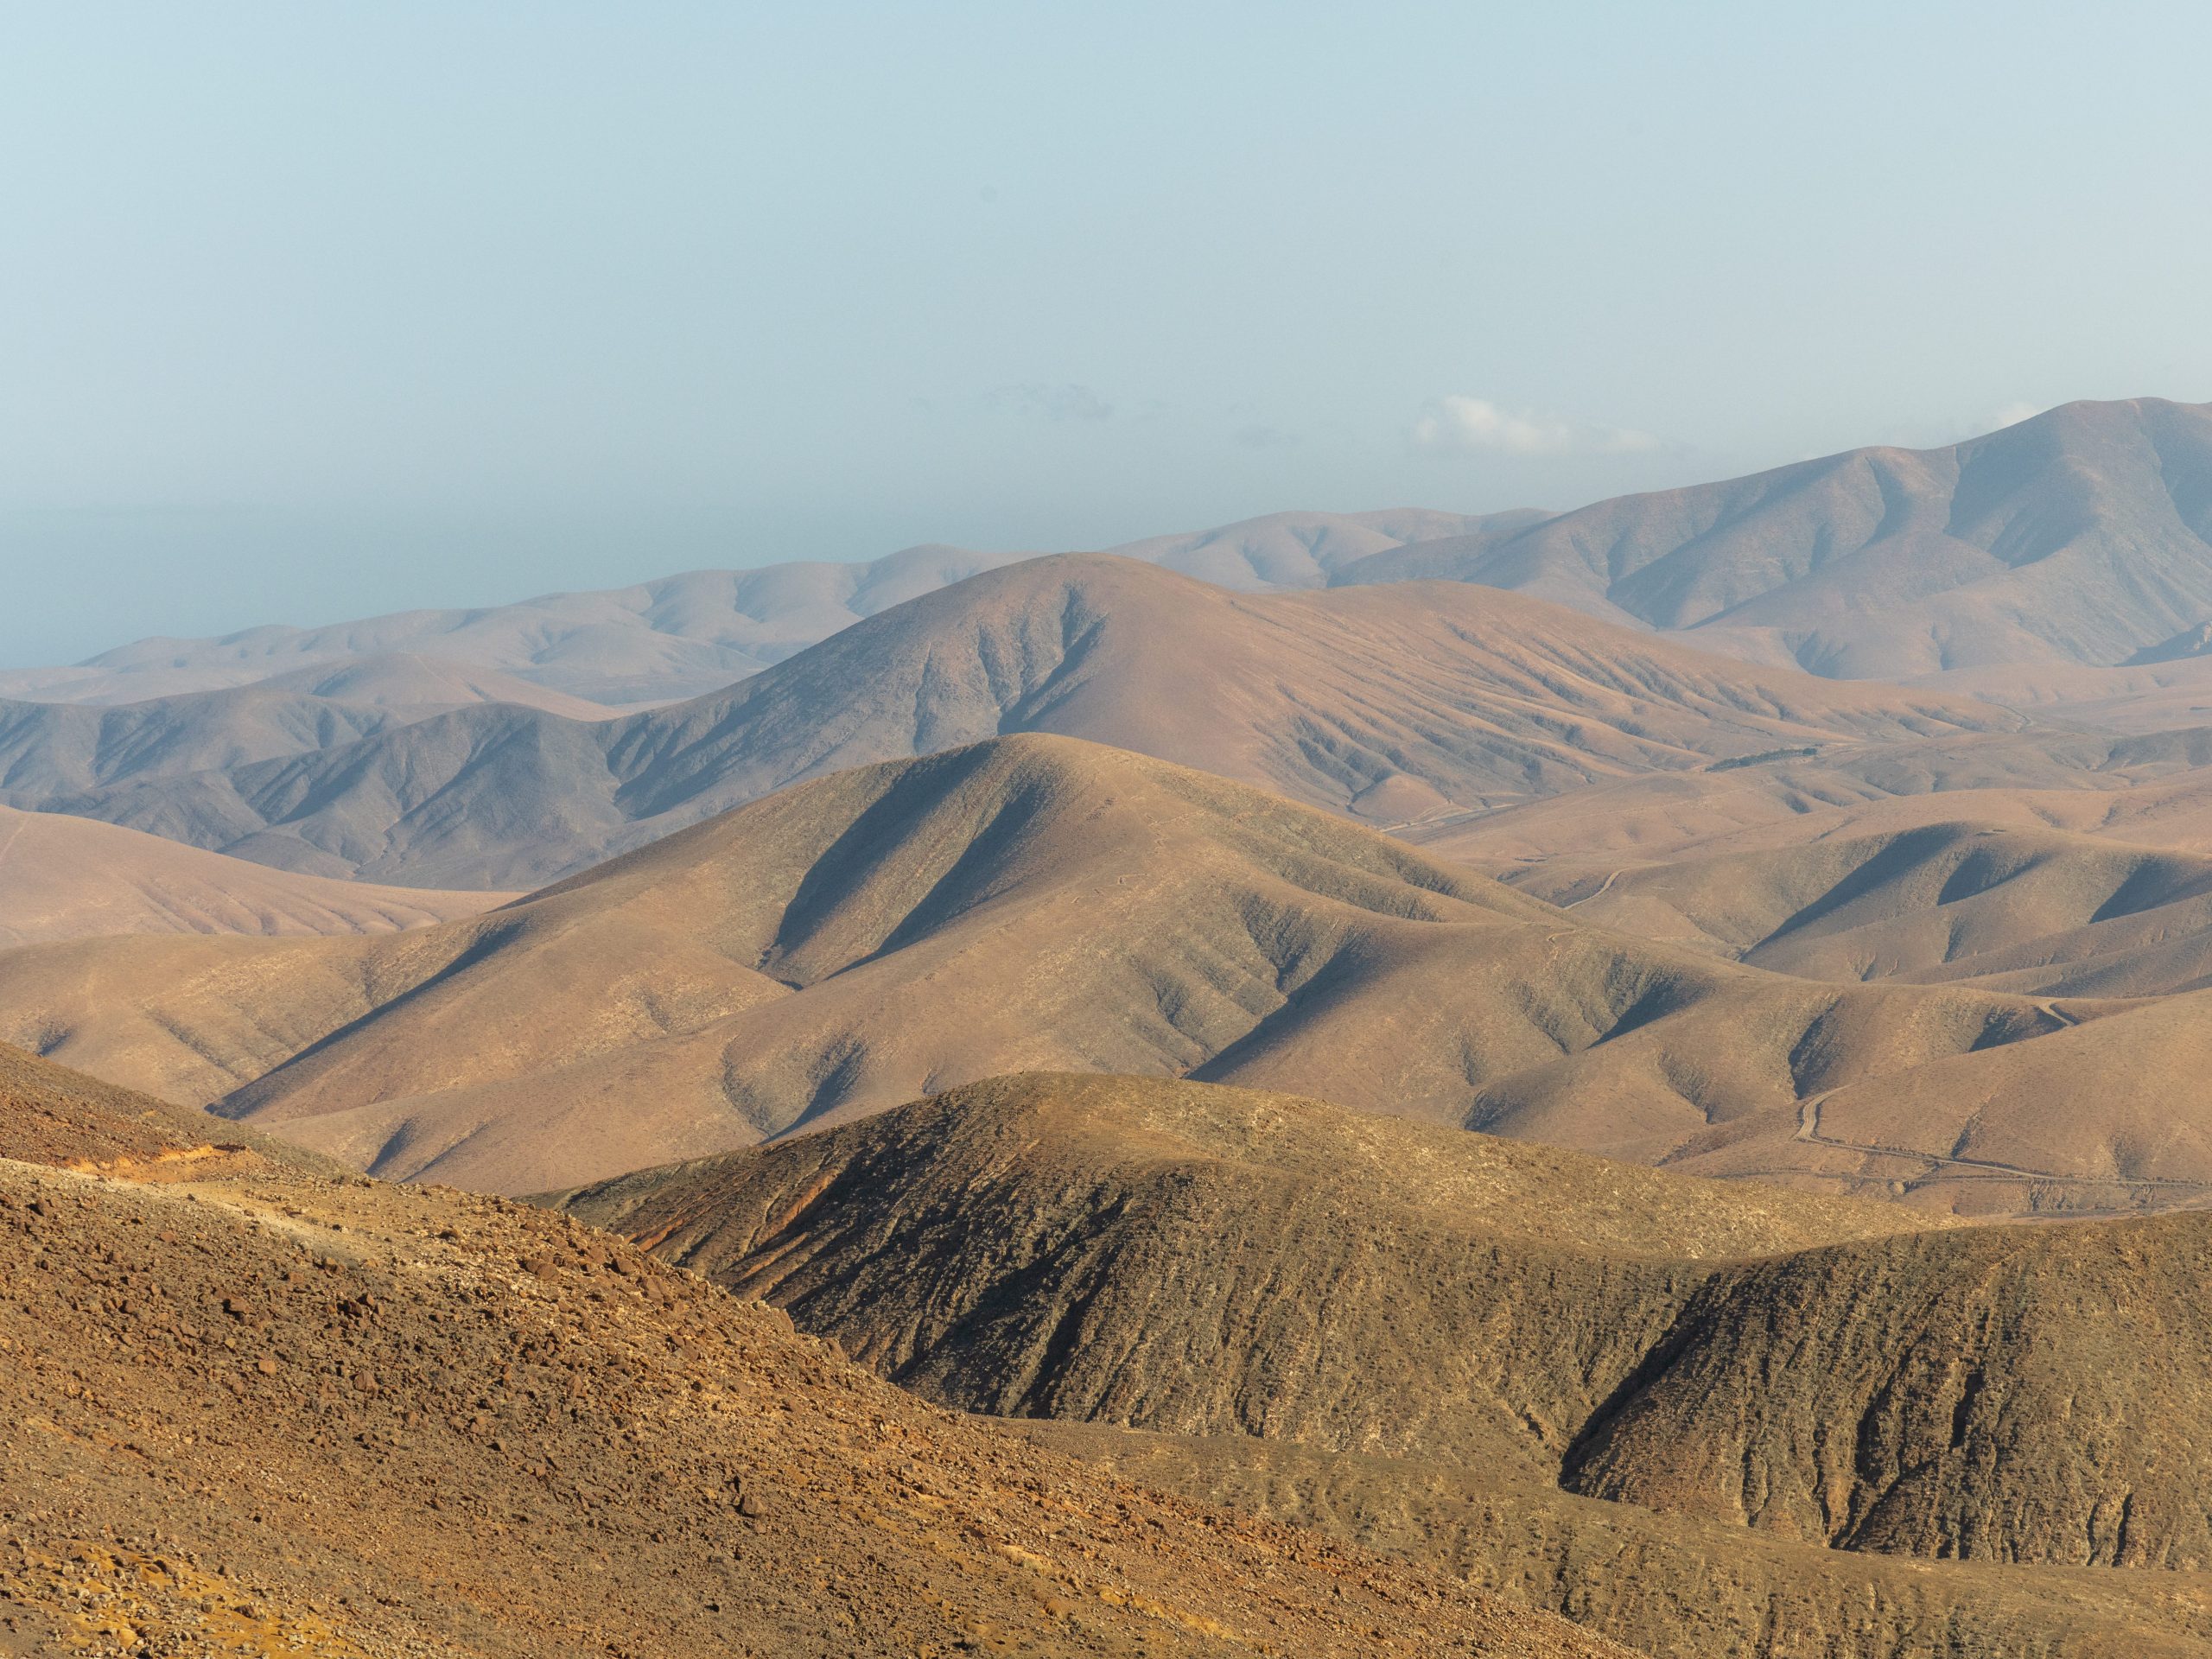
[0,1044,1625,1659]
[557,1072,2212,1658]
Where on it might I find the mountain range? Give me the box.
[0,510,1501,708]
[19,394,2212,1658]
[1357,397,2212,677]
[0,556,2018,889]
[8,399,2208,725]
[4,732,2200,1215]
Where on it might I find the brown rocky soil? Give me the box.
[1040,1426,2212,1659]
[557,1071,2212,1657]
[551,1072,1948,1482]
[1562,1213,2212,1565]
[0,1045,1628,1659]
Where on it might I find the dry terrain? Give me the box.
[6,397,2210,912]
[1,734,2165,1207]
[1507,820,2212,996]
[1348,397,2212,678]
[13,400,2212,1659]
[0,803,508,946]
[13,398,2210,718]
[0,1044,1625,1659]
[0,656,607,799]
[551,1073,1945,1481]
[10,556,2016,889]
[1408,722,2212,872]
[0,510,1503,708]
[557,1071,2212,1658]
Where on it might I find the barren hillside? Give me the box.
[556,1071,2212,1658]
[1345,397,2212,678]
[0,803,507,946]
[0,1043,1624,1659]
[0,510,1510,709]
[0,736,2137,1203]
[1510,821,2212,996]
[16,556,2016,888]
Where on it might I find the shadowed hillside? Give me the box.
[0,1044,1620,1658]
[1562,1214,2212,1566]
[556,1071,2212,1658]
[550,1074,1944,1479]
[0,736,2127,1201]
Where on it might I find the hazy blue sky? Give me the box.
[3,1,2207,664]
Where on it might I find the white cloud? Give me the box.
[1980,400,2046,434]
[1410,395,1659,459]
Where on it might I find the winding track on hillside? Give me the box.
[1789,1079,2199,1192]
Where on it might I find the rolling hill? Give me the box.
[0,802,508,946]
[1510,820,2212,996]
[1411,721,2212,873]
[0,735,2160,1206]
[1563,1211,2212,1565]
[0,654,609,804]
[1662,984,2212,1208]
[0,510,1508,709]
[550,1073,1945,1481]
[0,1043,1618,1659]
[10,555,2017,889]
[555,1071,2212,1658]
[1342,397,2212,678]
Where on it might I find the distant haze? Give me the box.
[4,3,2209,664]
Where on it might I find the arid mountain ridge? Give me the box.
[0,558,2023,889]
[554,1071,2212,1657]
[12,399,2212,1218]
[0,733,2196,1215]
[0,398,2208,904]
[0,510,1503,708]
[7,397,2205,721]
[1363,397,2212,677]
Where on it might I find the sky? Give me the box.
[2,1,2208,666]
